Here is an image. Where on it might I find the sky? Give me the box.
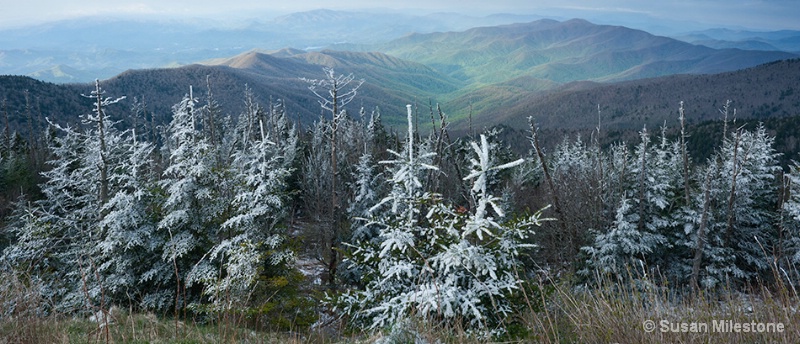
[1,0,799,31]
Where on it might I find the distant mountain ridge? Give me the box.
[2,56,800,167]
[2,16,799,147]
[674,28,800,52]
[2,10,798,84]
[203,49,461,112]
[368,19,797,89]
[0,10,543,83]
[0,49,460,134]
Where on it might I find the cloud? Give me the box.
[1,0,798,30]
[60,3,160,18]
[557,5,653,15]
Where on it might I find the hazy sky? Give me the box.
[2,0,799,30]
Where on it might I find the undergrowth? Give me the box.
[4,266,800,343]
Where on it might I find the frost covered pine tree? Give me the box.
[782,161,800,264]
[583,127,676,276]
[338,105,439,328]
[2,81,131,313]
[646,127,684,270]
[339,113,386,284]
[96,129,158,309]
[340,105,544,336]
[721,125,781,281]
[686,124,781,288]
[786,163,800,222]
[156,88,224,309]
[186,93,298,310]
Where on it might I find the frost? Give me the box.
[338,119,543,336]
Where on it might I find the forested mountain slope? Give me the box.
[460,58,800,166]
[0,10,543,83]
[0,49,459,133]
[486,58,800,131]
[370,19,797,87]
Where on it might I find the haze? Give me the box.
[3,0,799,31]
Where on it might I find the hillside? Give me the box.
[0,50,460,134]
[451,58,800,164]
[0,76,87,136]
[370,19,797,89]
[0,10,542,83]
[209,49,462,100]
[482,58,800,131]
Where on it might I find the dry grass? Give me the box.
[521,269,800,344]
[0,269,63,343]
[1,310,347,344]
[0,269,342,344]
[5,265,800,343]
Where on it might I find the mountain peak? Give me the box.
[562,18,593,26]
[222,51,283,69]
[270,47,306,58]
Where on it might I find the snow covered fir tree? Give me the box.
[336,105,545,336]
[1,68,800,341]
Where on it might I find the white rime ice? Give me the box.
[784,162,800,263]
[339,105,544,336]
[2,84,299,314]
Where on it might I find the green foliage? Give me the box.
[249,262,318,332]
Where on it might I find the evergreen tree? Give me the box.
[340,106,544,336]
[96,131,158,309]
[156,89,223,309]
[188,94,298,310]
[782,162,800,264]
[583,127,683,278]
[688,125,780,288]
[2,81,129,313]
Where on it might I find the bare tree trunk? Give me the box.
[2,99,9,153]
[680,102,691,205]
[24,90,38,167]
[692,169,714,291]
[593,104,605,233]
[777,172,789,264]
[720,100,733,144]
[301,68,363,289]
[529,117,573,259]
[637,129,648,232]
[725,128,742,246]
[328,83,340,290]
[205,76,218,147]
[94,80,109,205]
[328,123,339,289]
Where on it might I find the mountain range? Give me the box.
[0,10,543,83]
[1,15,799,157]
[483,58,800,131]
[2,9,799,84]
[0,48,460,132]
[366,19,796,85]
[674,28,800,52]
[349,19,796,122]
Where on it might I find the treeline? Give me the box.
[1,71,800,337]
[0,80,310,330]
[523,101,800,291]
